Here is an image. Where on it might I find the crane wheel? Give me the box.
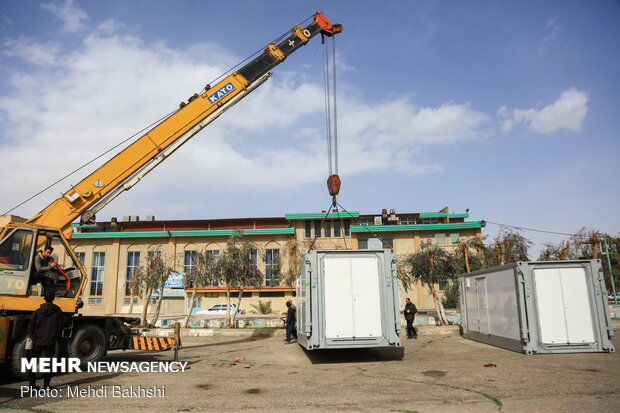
[9,336,29,379]
[68,325,106,366]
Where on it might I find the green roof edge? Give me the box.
[73,228,295,239]
[351,221,485,233]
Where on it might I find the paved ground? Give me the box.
[1,332,618,412]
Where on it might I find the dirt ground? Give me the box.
[1,332,619,412]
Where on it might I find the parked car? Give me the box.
[607,293,620,302]
[195,303,244,315]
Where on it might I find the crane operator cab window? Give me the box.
[0,228,82,298]
[0,228,35,296]
[31,231,83,299]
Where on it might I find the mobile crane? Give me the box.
[0,12,342,376]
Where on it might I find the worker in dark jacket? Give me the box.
[28,290,64,389]
[404,297,418,339]
[284,300,297,344]
[33,247,58,295]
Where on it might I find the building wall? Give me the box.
[69,214,484,317]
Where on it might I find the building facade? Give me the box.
[66,209,485,317]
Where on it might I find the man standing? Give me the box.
[33,247,58,295]
[284,300,297,344]
[404,297,418,339]
[28,290,64,390]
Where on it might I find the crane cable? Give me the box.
[322,34,341,208]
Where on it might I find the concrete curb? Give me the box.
[140,325,461,338]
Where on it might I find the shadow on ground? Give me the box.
[302,346,404,364]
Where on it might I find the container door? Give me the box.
[323,256,382,338]
[351,257,382,338]
[533,267,595,344]
[475,277,490,334]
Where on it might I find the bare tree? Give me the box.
[137,250,170,326]
[150,253,175,326]
[183,250,219,328]
[127,266,145,314]
[490,229,530,265]
[538,240,572,261]
[280,238,313,286]
[218,230,263,327]
[398,241,458,325]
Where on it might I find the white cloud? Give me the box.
[499,88,589,135]
[41,0,88,33]
[3,36,60,67]
[0,14,490,219]
[540,17,560,53]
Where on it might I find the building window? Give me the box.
[259,291,285,298]
[265,249,280,287]
[184,250,197,275]
[358,239,369,250]
[333,221,341,237]
[90,252,105,296]
[357,218,373,226]
[149,298,157,305]
[207,250,220,286]
[125,251,140,295]
[123,297,139,305]
[435,234,446,246]
[314,221,322,238]
[423,218,439,224]
[323,221,332,238]
[400,216,416,225]
[344,220,350,236]
[382,238,394,249]
[304,221,312,238]
[450,233,460,245]
[230,291,253,298]
[243,249,259,287]
[75,252,86,266]
[88,297,102,305]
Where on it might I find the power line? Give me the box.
[2,110,177,215]
[485,221,577,236]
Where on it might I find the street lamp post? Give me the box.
[603,238,617,305]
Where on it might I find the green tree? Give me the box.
[441,281,460,309]
[183,250,220,328]
[398,241,458,325]
[454,236,494,273]
[251,300,273,314]
[218,230,263,327]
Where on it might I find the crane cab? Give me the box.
[0,224,84,314]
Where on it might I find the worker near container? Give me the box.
[33,247,58,295]
[284,300,297,344]
[404,298,418,339]
[28,290,64,390]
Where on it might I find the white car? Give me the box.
[196,303,243,315]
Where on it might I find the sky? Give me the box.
[1,0,619,257]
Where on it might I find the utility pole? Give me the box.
[603,238,617,305]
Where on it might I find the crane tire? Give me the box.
[9,336,29,379]
[68,325,106,366]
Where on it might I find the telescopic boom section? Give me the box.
[25,12,342,236]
